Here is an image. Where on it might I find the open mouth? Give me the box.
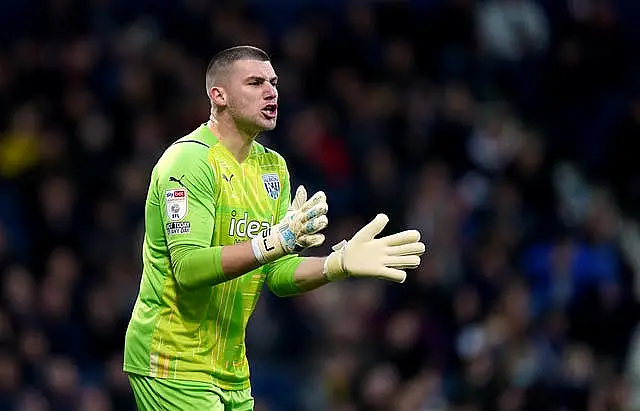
[261,104,278,119]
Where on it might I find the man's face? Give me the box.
[221,59,279,132]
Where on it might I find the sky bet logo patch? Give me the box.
[165,189,187,221]
[166,189,186,198]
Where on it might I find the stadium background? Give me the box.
[2,0,640,410]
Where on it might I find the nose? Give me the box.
[264,83,277,100]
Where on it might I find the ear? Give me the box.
[209,86,227,107]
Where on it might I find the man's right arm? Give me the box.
[158,144,327,290]
[169,242,262,289]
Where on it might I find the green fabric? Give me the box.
[264,255,304,297]
[128,373,254,411]
[171,244,225,289]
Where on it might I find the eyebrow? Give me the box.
[246,75,278,83]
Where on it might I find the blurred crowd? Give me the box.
[1,0,640,410]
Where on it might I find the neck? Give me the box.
[207,117,257,163]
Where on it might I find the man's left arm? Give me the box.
[269,212,428,297]
[265,161,425,297]
[266,213,427,297]
[265,255,327,297]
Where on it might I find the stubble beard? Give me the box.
[238,110,276,135]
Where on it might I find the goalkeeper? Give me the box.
[123,45,425,411]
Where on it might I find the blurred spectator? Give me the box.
[477,0,550,62]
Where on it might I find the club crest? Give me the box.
[262,173,281,200]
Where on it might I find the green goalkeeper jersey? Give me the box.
[123,124,301,390]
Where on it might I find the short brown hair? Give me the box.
[205,45,271,92]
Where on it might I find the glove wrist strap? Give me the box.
[323,241,349,281]
[251,225,286,264]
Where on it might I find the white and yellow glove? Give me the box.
[252,185,328,264]
[323,214,425,283]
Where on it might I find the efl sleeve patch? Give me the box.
[165,188,188,221]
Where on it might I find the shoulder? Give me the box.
[155,134,215,179]
[163,125,216,164]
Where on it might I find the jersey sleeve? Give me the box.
[156,143,216,249]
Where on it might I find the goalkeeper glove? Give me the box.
[252,185,328,264]
[323,213,425,283]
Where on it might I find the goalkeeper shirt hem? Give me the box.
[122,364,251,391]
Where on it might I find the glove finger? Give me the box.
[384,255,421,269]
[299,233,325,248]
[351,213,389,242]
[299,190,327,212]
[303,215,328,235]
[291,185,307,210]
[301,201,328,221]
[380,230,421,246]
[376,267,407,283]
[388,242,426,256]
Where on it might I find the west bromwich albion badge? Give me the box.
[262,173,281,200]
